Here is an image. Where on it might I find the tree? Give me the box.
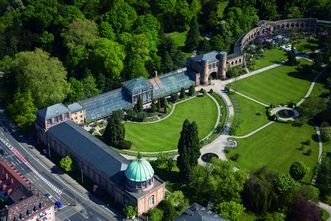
[289,161,308,181]
[184,16,200,52]
[123,205,137,219]
[160,200,176,221]
[316,156,331,198]
[61,19,98,48]
[264,212,286,221]
[321,127,331,141]
[12,48,69,108]
[166,191,189,213]
[243,167,278,213]
[188,159,246,205]
[136,96,143,113]
[287,49,298,66]
[214,201,245,221]
[81,74,100,98]
[163,99,168,114]
[90,38,126,83]
[273,173,298,194]
[180,88,185,99]
[148,208,163,221]
[151,100,156,112]
[103,115,125,146]
[60,156,73,172]
[189,85,195,96]
[7,90,37,129]
[157,98,161,112]
[177,120,201,179]
[299,97,327,122]
[287,198,322,221]
[103,2,137,33]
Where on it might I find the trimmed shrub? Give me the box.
[305,149,312,156]
[171,93,178,102]
[136,112,147,122]
[321,127,331,142]
[209,89,214,94]
[117,140,132,149]
[230,153,240,162]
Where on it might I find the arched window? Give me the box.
[149,195,155,207]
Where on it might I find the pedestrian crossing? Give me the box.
[0,135,63,195]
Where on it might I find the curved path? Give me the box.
[128,95,197,124]
[198,57,323,164]
[121,93,221,156]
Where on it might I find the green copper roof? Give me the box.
[125,159,154,182]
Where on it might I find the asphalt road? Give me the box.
[0,109,119,221]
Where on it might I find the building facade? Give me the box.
[0,159,55,221]
[36,120,165,215]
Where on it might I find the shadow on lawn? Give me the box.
[286,64,316,83]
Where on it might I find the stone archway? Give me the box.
[209,72,218,79]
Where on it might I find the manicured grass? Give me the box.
[229,93,270,136]
[294,38,318,53]
[254,48,287,70]
[321,208,330,221]
[229,60,315,105]
[125,96,218,152]
[217,1,228,18]
[226,123,319,183]
[164,31,187,47]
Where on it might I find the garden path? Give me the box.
[231,89,269,107]
[318,202,331,221]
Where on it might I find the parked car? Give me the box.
[45,193,52,199]
[55,201,63,209]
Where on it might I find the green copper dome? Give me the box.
[125,159,154,182]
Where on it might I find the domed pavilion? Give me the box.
[111,154,165,215]
[125,157,155,192]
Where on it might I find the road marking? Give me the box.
[0,136,63,195]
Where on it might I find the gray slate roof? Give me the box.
[191,51,219,63]
[67,102,83,112]
[122,77,152,94]
[37,103,70,121]
[175,203,227,221]
[47,121,128,179]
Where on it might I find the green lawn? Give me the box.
[164,31,187,47]
[125,96,218,152]
[254,48,287,70]
[229,93,270,136]
[229,60,315,105]
[217,1,228,18]
[226,123,319,183]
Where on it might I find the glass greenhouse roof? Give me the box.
[150,68,195,99]
[79,88,132,121]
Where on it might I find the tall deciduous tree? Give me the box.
[214,201,245,221]
[61,19,98,48]
[90,38,126,82]
[12,48,69,108]
[184,16,200,52]
[7,90,37,129]
[177,120,200,179]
